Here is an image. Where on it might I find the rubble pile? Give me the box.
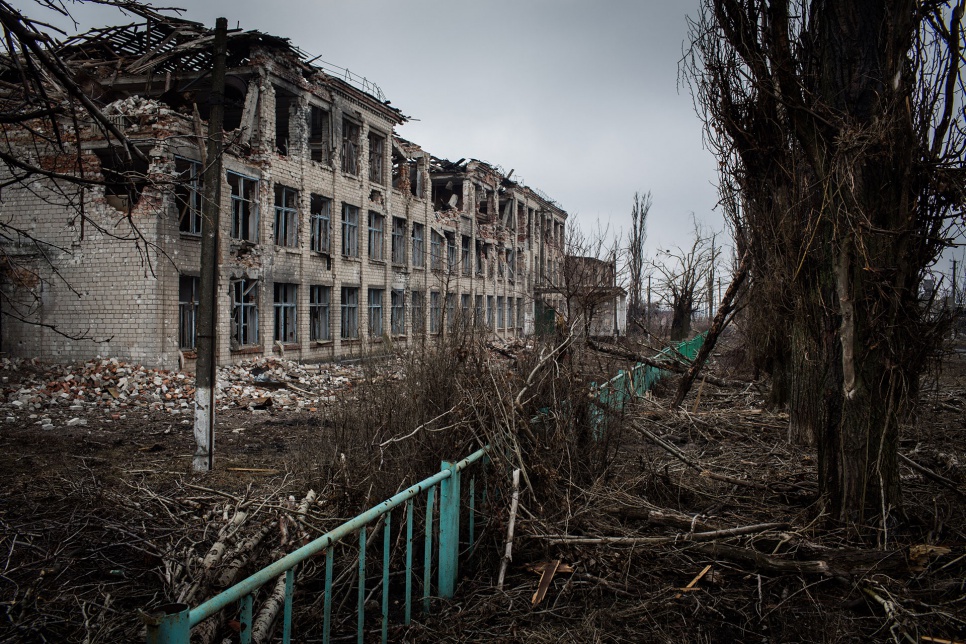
[0,356,370,426]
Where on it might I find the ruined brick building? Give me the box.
[0,9,567,370]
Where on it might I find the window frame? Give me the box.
[175,157,202,235]
[342,203,359,257]
[368,288,384,337]
[368,130,386,184]
[273,282,298,343]
[341,118,361,175]
[429,290,442,334]
[368,211,385,261]
[411,222,425,267]
[274,185,299,248]
[178,274,199,349]
[310,194,332,254]
[309,285,331,341]
[391,217,407,264]
[391,289,405,335]
[230,277,260,347]
[411,290,425,334]
[430,230,443,271]
[341,286,359,339]
[228,172,260,242]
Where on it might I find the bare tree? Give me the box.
[0,1,163,338]
[626,191,651,330]
[548,222,624,338]
[685,0,966,526]
[651,221,719,341]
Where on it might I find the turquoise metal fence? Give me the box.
[592,333,707,429]
[145,446,489,644]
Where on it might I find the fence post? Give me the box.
[145,604,190,644]
[438,461,460,598]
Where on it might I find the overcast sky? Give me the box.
[27,0,724,259]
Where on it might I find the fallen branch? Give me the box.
[539,521,786,545]
[497,469,521,591]
[251,573,288,644]
[671,250,750,408]
[630,421,769,490]
[899,453,966,498]
[689,542,830,575]
[586,338,745,389]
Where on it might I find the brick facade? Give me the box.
[0,19,567,370]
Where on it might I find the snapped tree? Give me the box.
[686,0,966,528]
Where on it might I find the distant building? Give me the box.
[0,9,566,369]
[561,256,626,337]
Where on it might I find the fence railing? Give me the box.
[592,333,707,428]
[145,446,489,644]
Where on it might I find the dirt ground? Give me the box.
[0,341,964,643]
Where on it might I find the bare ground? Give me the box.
[0,340,964,643]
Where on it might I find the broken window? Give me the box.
[391,217,407,264]
[432,179,461,211]
[274,86,292,156]
[410,162,423,197]
[478,189,488,214]
[175,158,202,235]
[310,285,331,341]
[368,288,384,337]
[517,297,524,329]
[341,286,359,338]
[411,223,425,267]
[310,194,331,253]
[229,172,259,242]
[368,130,385,184]
[475,295,484,326]
[446,232,458,272]
[411,291,425,334]
[230,278,259,347]
[497,296,505,328]
[342,118,361,175]
[273,283,298,343]
[274,185,299,247]
[308,105,331,164]
[486,295,494,328]
[429,291,442,334]
[368,211,384,261]
[430,230,443,271]
[461,236,471,276]
[342,203,359,257]
[476,241,485,276]
[498,249,505,278]
[391,289,405,335]
[178,275,199,350]
[95,147,148,211]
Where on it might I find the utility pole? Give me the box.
[193,18,228,472]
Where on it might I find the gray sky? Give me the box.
[31,0,723,259]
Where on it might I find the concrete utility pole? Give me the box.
[193,17,228,472]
